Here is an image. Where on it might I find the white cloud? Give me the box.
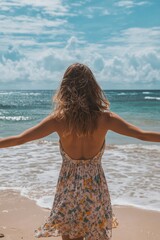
[0,45,24,62]
[0,1,159,89]
[115,0,134,8]
[65,36,86,51]
[0,15,68,34]
[0,12,71,53]
[0,0,69,17]
[115,0,149,8]
[0,29,160,89]
[101,52,160,85]
[106,27,160,48]
[87,6,110,17]
[68,3,110,19]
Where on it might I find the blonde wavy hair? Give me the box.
[52,63,110,136]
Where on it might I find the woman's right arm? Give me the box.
[107,111,160,142]
[0,115,58,148]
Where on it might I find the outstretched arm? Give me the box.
[107,111,160,142]
[0,115,58,148]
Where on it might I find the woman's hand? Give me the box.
[0,115,58,148]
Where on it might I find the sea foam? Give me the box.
[0,140,160,212]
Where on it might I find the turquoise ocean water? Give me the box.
[0,90,160,211]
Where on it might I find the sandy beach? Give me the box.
[0,190,159,240]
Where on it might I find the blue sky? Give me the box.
[0,0,160,90]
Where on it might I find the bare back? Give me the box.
[56,112,110,160]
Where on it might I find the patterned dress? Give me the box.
[34,140,118,240]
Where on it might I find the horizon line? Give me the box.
[1,89,160,91]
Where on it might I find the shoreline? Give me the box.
[0,190,160,240]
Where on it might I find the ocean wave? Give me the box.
[117,92,138,96]
[108,143,160,151]
[0,91,41,96]
[18,92,41,96]
[0,116,32,121]
[36,139,58,145]
[112,199,160,212]
[0,92,15,95]
[142,91,151,94]
[117,92,126,95]
[129,92,138,95]
[0,141,159,212]
[144,96,160,100]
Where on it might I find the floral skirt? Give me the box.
[34,152,119,240]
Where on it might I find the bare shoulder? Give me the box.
[101,110,128,129]
[102,110,123,122]
[98,111,113,131]
[100,110,112,122]
[48,113,59,122]
[48,113,62,126]
[48,113,66,133]
[41,114,57,126]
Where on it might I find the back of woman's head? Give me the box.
[52,63,110,136]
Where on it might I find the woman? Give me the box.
[0,63,160,240]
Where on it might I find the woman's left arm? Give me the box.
[0,115,58,148]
